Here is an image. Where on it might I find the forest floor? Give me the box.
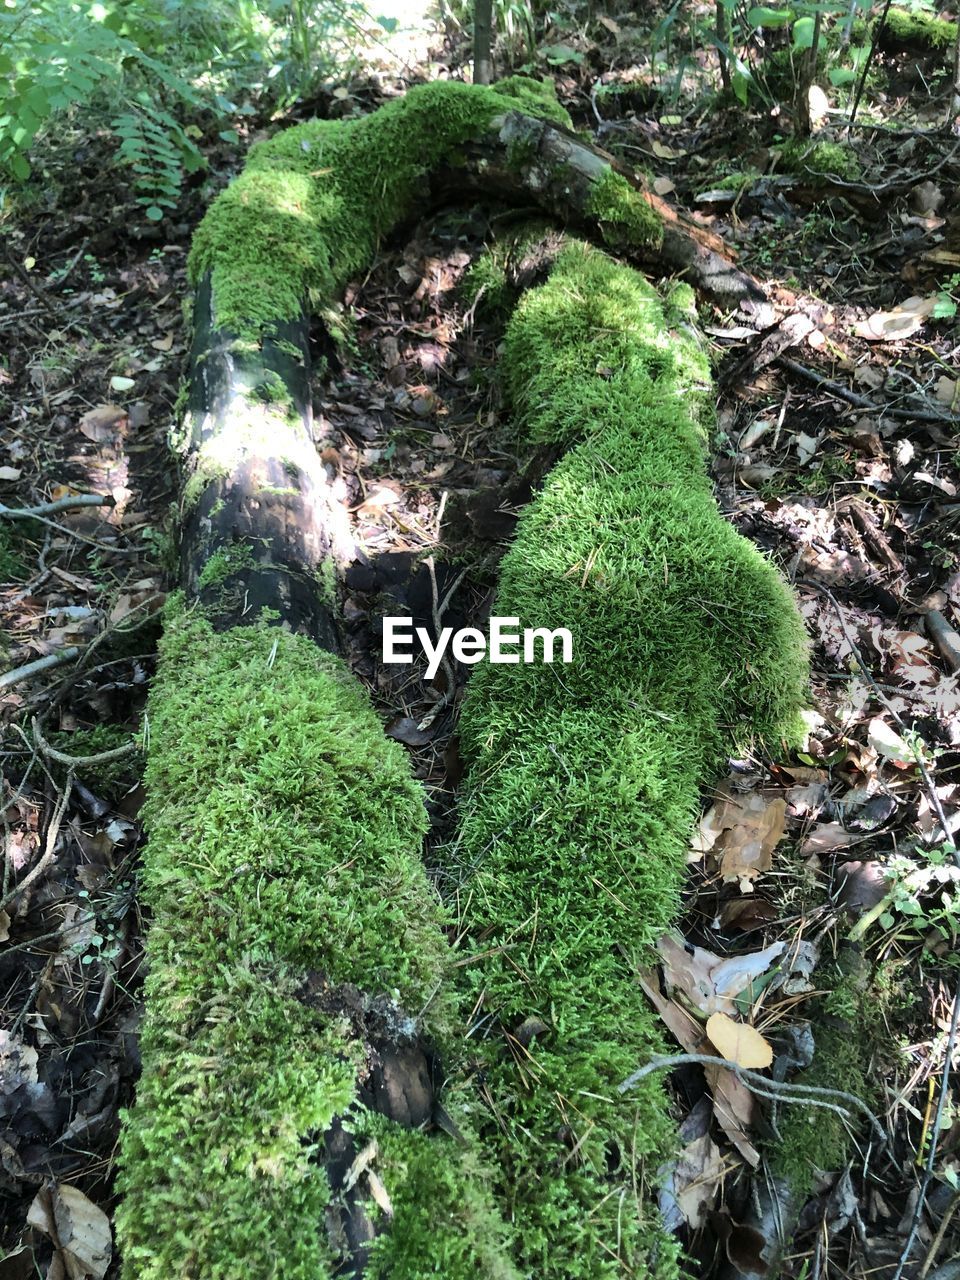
[2,12,960,1280]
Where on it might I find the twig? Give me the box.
[778,356,960,425]
[848,0,894,131]
[0,494,113,520]
[2,246,57,317]
[891,982,960,1280]
[417,556,469,732]
[32,716,138,768]
[919,1188,960,1280]
[0,648,81,693]
[619,1052,889,1147]
[0,770,73,914]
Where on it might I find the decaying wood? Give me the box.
[181,277,351,645]
[449,110,774,317]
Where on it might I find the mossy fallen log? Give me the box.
[115,610,518,1278]
[453,243,809,1277]
[117,75,809,1278]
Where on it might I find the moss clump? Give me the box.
[884,6,957,48]
[190,79,573,341]
[48,723,141,796]
[769,955,873,1196]
[252,369,293,406]
[0,524,26,582]
[779,139,861,182]
[586,168,664,252]
[451,243,809,1277]
[116,606,514,1279]
[197,542,254,589]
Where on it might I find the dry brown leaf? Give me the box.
[78,404,127,443]
[799,821,860,856]
[27,1183,112,1279]
[672,1131,723,1227]
[657,933,784,1016]
[694,783,786,888]
[854,294,937,341]
[703,1060,759,1166]
[653,176,675,196]
[706,1012,773,1069]
[936,376,959,408]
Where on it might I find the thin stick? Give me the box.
[0,770,73,914]
[779,356,960,425]
[0,648,80,693]
[891,983,960,1280]
[619,1052,890,1148]
[0,494,113,520]
[32,716,138,768]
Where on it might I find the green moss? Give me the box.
[769,956,873,1196]
[197,543,254,589]
[116,606,514,1279]
[48,723,141,795]
[460,220,557,323]
[586,168,664,252]
[779,139,861,182]
[0,524,26,582]
[712,168,763,192]
[189,80,570,341]
[884,5,957,48]
[451,243,809,1277]
[253,369,293,406]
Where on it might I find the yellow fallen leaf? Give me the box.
[705,1011,773,1069]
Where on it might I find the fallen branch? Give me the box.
[0,648,80,693]
[0,494,113,520]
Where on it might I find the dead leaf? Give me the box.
[657,934,785,1016]
[385,716,433,747]
[26,1183,111,1279]
[799,821,860,856]
[694,783,787,888]
[703,1061,759,1166]
[0,466,21,481]
[670,1131,723,1227]
[653,176,675,196]
[651,140,686,159]
[598,14,620,33]
[150,333,174,352]
[706,1012,773,1069]
[936,376,959,408]
[867,717,919,767]
[78,405,127,443]
[854,294,937,341]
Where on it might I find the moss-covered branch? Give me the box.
[452,244,809,1277]
[116,610,517,1278]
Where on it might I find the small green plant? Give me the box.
[934,273,960,320]
[849,844,960,955]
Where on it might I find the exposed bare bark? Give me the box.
[450,110,771,316]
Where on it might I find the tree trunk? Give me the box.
[473,0,494,84]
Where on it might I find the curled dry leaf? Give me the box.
[706,1011,774,1070]
[665,1131,723,1229]
[693,782,787,888]
[657,933,785,1016]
